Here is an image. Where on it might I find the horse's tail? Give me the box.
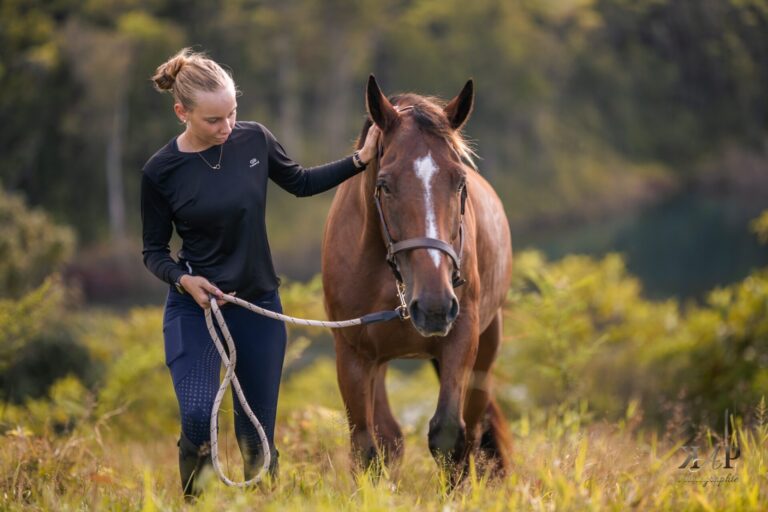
[479,396,513,475]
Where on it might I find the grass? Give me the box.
[2,361,766,511]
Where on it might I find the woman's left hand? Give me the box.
[357,124,381,165]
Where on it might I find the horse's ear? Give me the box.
[366,74,398,131]
[444,79,474,130]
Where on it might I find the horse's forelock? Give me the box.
[389,93,478,170]
[356,92,477,169]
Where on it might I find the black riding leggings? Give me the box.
[162,286,287,465]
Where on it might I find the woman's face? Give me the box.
[176,87,237,148]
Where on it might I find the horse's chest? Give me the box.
[361,326,441,361]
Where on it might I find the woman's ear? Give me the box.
[174,102,188,123]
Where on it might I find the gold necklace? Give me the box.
[197,144,224,170]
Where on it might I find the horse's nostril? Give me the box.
[408,300,421,322]
[448,297,459,322]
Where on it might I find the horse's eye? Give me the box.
[377,180,392,195]
[457,177,467,192]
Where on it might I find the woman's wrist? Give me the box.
[175,274,189,294]
[352,151,367,170]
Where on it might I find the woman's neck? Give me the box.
[176,131,214,153]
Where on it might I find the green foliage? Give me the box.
[0,327,97,404]
[88,307,178,440]
[0,186,74,299]
[0,274,98,414]
[502,250,679,418]
[501,250,768,428]
[751,210,768,243]
[679,272,768,422]
[0,275,68,361]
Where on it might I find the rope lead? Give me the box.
[203,292,401,486]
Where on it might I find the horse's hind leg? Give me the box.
[463,309,512,475]
[373,363,404,468]
[335,338,379,473]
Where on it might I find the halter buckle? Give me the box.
[395,281,410,320]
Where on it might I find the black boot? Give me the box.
[178,432,213,500]
[240,437,280,485]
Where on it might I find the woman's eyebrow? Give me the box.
[206,107,237,120]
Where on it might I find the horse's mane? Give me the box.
[356,93,478,170]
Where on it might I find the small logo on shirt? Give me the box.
[249,158,260,167]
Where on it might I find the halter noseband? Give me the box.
[372,105,467,289]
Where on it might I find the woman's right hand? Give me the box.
[178,274,226,309]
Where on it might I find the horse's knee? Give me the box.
[428,416,466,464]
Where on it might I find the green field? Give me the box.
[3,246,767,510]
[3,360,766,511]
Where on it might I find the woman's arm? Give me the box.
[266,125,380,197]
[140,173,188,286]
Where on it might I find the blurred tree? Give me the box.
[0,0,80,219]
[1,0,766,272]
[61,10,184,246]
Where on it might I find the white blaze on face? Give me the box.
[413,152,441,267]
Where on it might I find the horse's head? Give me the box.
[365,75,475,337]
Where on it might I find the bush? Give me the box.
[500,249,768,428]
[0,276,100,405]
[0,185,75,299]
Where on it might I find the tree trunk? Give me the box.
[106,92,127,245]
[275,32,301,156]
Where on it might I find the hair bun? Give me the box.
[151,47,235,108]
[152,52,188,92]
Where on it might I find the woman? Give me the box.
[141,48,379,497]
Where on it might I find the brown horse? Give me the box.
[321,76,513,478]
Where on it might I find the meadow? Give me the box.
[2,246,767,510]
[2,361,766,511]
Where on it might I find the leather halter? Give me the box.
[372,106,467,289]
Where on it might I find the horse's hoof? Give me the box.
[428,420,466,465]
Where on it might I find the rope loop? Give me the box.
[203,292,401,486]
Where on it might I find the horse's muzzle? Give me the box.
[408,294,460,337]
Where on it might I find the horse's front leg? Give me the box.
[335,337,379,472]
[428,321,479,473]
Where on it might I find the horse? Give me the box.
[321,75,513,479]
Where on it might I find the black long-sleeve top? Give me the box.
[141,121,361,301]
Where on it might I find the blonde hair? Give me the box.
[152,48,236,109]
